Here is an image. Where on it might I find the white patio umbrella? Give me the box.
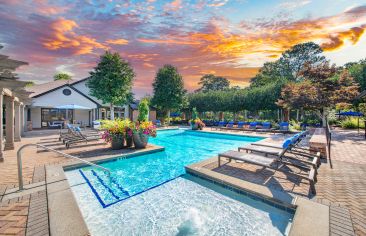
[55,104,92,110]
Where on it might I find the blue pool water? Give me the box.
[66,129,294,235]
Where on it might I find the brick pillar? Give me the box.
[0,92,3,161]
[4,96,15,150]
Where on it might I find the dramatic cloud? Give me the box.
[0,1,365,97]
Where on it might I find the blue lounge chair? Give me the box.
[212,121,225,130]
[248,122,258,131]
[221,121,234,130]
[256,122,272,132]
[155,120,162,127]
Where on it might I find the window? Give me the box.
[62,88,72,96]
[41,108,73,128]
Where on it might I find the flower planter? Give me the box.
[133,132,149,148]
[111,136,124,150]
[191,123,199,130]
[126,136,133,148]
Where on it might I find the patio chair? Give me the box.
[212,121,225,130]
[220,121,234,130]
[218,145,317,194]
[248,122,258,131]
[256,122,273,132]
[238,132,320,170]
[154,120,162,127]
[273,122,290,134]
[231,121,245,131]
[64,127,100,148]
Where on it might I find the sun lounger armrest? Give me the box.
[251,143,282,149]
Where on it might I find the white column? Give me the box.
[0,92,3,161]
[4,96,15,150]
[20,104,25,136]
[14,102,21,142]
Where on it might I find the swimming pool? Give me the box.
[66,129,294,235]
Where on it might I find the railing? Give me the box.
[325,121,333,169]
[17,143,111,190]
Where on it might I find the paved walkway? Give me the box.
[315,129,366,236]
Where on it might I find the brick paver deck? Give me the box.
[315,129,366,236]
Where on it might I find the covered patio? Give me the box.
[0,45,30,161]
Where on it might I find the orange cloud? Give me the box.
[138,38,200,45]
[106,38,129,45]
[164,0,182,12]
[42,18,108,55]
[321,25,366,51]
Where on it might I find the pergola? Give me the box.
[0,45,30,161]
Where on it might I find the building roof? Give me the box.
[26,79,74,97]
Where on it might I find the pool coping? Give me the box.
[185,157,329,236]
[44,145,165,236]
[44,129,329,236]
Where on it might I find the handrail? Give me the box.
[17,143,111,190]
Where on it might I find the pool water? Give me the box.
[66,129,294,235]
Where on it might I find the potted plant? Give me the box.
[101,119,127,150]
[189,107,205,130]
[132,121,157,148]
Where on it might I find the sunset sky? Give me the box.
[0,0,365,97]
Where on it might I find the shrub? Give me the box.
[137,99,149,122]
[340,117,365,129]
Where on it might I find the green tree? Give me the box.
[196,74,230,92]
[345,59,366,92]
[250,42,326,87]
[151,65,186,123]
[277,62,359,126]
[137,99,149,122]
[54,73,72,81]
[87,51,134,120]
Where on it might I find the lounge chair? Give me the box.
[64,127,100,148]
[154,120,162,127]
[248,122,258,131]
[220,121,234,130]
[238,132,320,169]
[232,121,245,131]
[256,122,272,132]
[218,146,317,194]
[212,121,225,130]
[273,122,290,134]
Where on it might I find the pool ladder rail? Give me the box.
[17,143,111,191]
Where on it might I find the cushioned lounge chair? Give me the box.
[220,121,234,130]
[212,121,225,130]
[238,132,320,170]
[273,122,290,134]
[256,122,273,132]
[218,147,317,194]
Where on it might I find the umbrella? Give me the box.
[337,111,364,134]
[55,104,92,110]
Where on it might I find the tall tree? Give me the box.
[196,74,230,92]
[151,65,186,122]
[344,59,366,92]
[279,42,326,81]
[87,51,134,120]
[54,73,72,81]
[250,42,326,87]
[277,62,359,126]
